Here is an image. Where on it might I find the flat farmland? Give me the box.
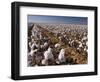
[28,23,88,66]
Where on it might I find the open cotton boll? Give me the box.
[78,42,83,48]
[29,49,38,56]
[41,59,48,65]
[58,49,66,63]
[55,43,60,48]
[44,47,54,60]
[29,42,32,48]
[44,42,48,47]
[31,43,36,49]
[40,45,44,49]
[82,36,87,41]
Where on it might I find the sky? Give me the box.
[28,15,87,25]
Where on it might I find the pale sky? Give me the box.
[28,15,87,25]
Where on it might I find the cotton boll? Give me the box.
[82,36,87,41]
[44,47,54,60]
[31,43,36,50]
[29,42,32,48]
[40,45,44,49]
[41,59,48,65]
[55,59,60,64]
[29,49,38,56]
[79,42,83,48]
[31,41,39,50]
[58,49,66,63]
[55,43,60,48]
[44,42,48,47]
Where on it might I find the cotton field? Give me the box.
[28,23,88,66]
